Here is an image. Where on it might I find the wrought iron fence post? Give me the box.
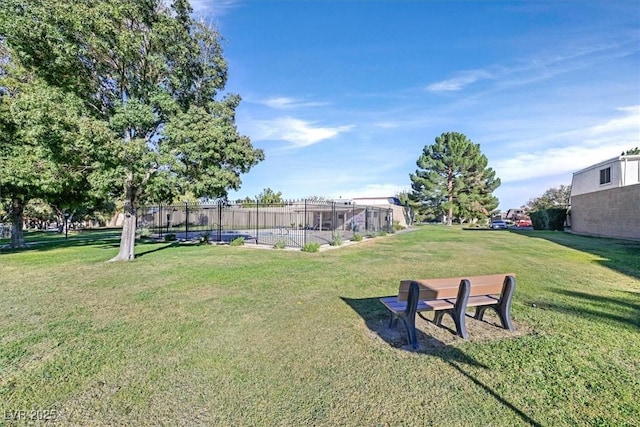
[255,199,259,245]
[365,207,369,232]
[332,202,336,233]
[352,204,355,233]
[217,201,223,242]
[184,201,189,240]
[304,199,307,246]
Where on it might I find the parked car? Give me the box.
[490,220,508,229]
[516,219,532,227]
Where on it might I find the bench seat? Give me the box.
[379,297,456,313]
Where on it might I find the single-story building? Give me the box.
[348,197,411,228]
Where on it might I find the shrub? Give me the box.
[164,233,176,241]
[392,221,404,231]
[366,233,377,239]
[137,227,152,239]
[229,237,245,246]
[378,231,388,237]
[199,231,211,244]
[352,233,363,242]
[330,231,343,246]
[301,243,320,253]
[273,239,287,249]
[530,209,567,231]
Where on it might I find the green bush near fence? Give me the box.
[301,242,320,252]
[199,231,211,244]
[137,227,153,239]
[392,221,404,231]
[530,208,567,231]
[229,237,244,246]
[330,231,343,246]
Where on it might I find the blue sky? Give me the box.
[193,0,639,210]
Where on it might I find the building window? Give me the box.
[599,167,611,185]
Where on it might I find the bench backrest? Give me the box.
[397,273,515,301]
[402,279,471,318]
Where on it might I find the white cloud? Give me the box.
[375,121,402,129]
[260,97,328,109]
[494,105,640,183]
[191,0,239,16]
[427,69,494,92]
[249,117,354,147]
[588,105,640,135]
[332,183,410,199]
[427,36,639,94]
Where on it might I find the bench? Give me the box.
[379,273,515,349]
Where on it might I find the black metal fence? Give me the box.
[137,200,394,248]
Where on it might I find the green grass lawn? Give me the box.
[1,227,638,426]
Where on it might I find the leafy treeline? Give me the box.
[524,185,571,212]
[0,0,264,259]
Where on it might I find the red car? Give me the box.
[516,219,532,227]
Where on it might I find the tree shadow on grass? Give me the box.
[510,230,640,280]
[341,296,542,427]
[0,232,122,255]
[0,232,182,259]
[528,289,640,329]
[134,241,180,258]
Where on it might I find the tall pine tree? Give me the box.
[409,132,500,225]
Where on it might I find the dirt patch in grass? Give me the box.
[365,310,536,352]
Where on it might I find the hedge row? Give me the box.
[530,208,567,231]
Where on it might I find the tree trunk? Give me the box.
[110,176,138,262]
[447,175,454,226]
[9,198,27,248]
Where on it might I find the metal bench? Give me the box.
[380,273,516,349]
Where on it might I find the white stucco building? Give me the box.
[571,154,640,197]
[569,154,640,240]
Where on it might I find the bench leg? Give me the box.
[474,306,487,321]
[432,311,445,326]
[474,305,514,332]
[495,301,514,332]
[400,315,418,349]
[451,307,468,339]
[389,312,398,328]
[431,309,468,339]
[492,276,515,331]
[386,312,418,349]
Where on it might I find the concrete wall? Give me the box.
[570,183,640,240]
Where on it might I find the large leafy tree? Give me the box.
[256,188,284,204]
[409,132,500,225]
[1,0,264,260]
[524,185,571,212]
[0,45,109,247]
